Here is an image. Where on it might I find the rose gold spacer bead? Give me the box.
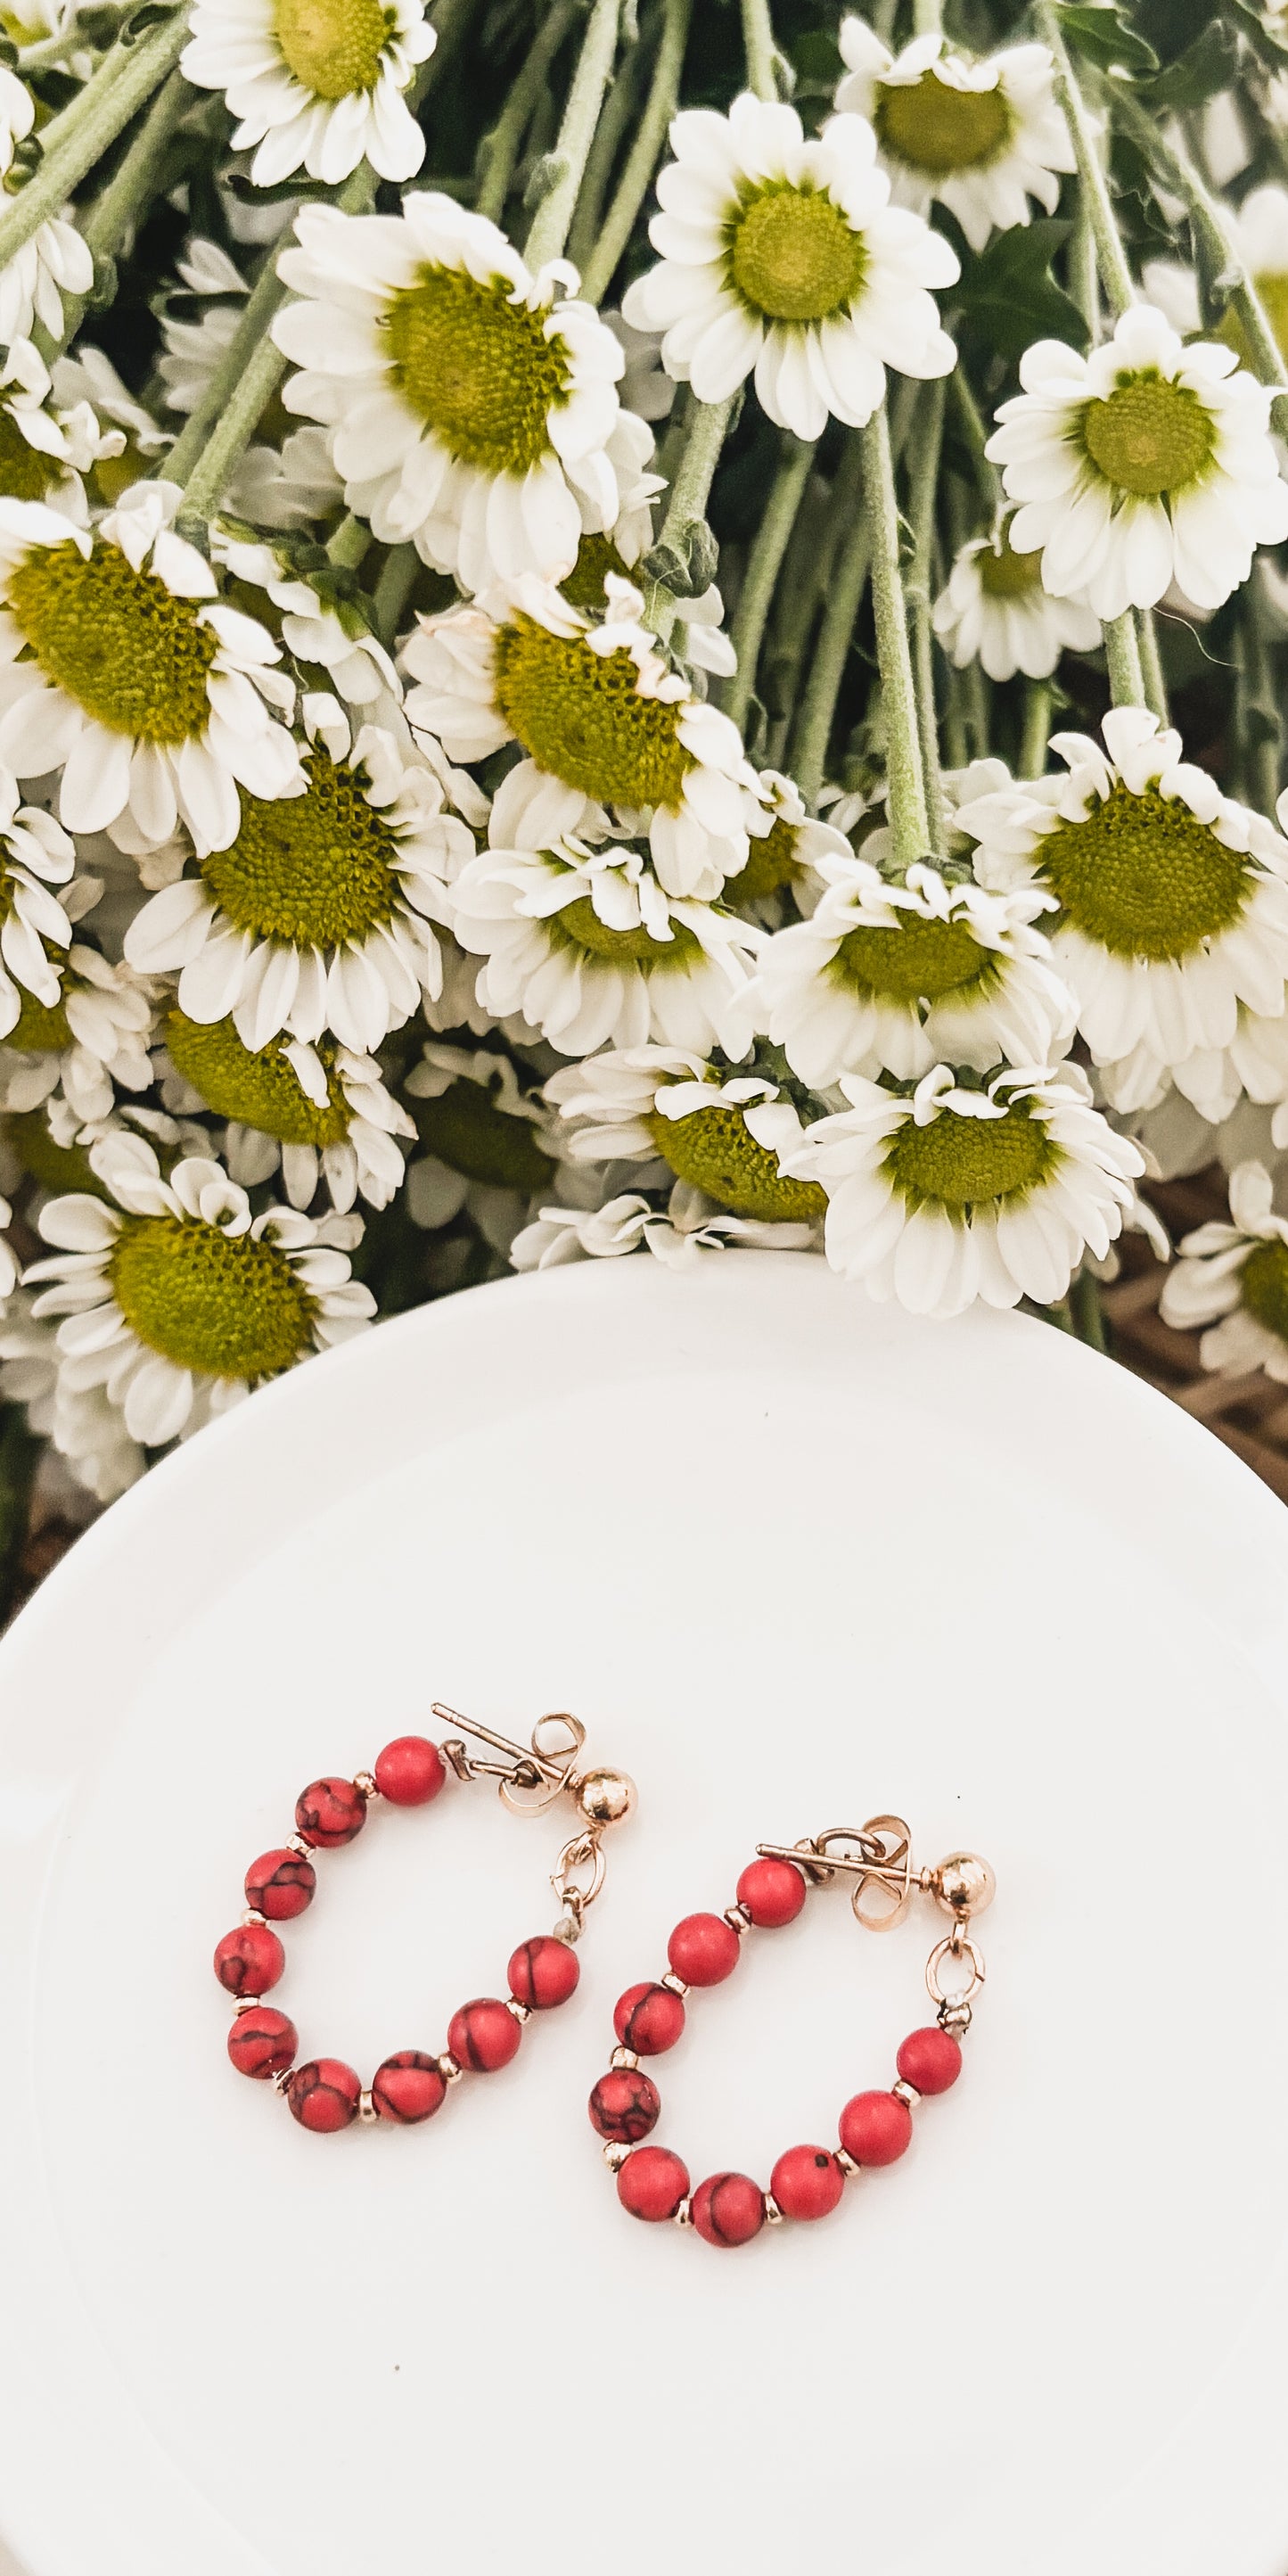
[674,2197,693,2228]
[553,1913,581,1945]
[610,2044,640,2071]
[506,1996,531,2025]
[358,2089,378,2124]
[353,1771,378,1799]
[725,1905,752,1933]
[241,1907,267,1928]
[892,2079,922,2110]
[763,2193,784,2226]
[287,1833,313,1859]
[273,2069,295,2095]
[602,2141,630,2172]
[438,2052,464,2085]
[835,2148,860,2178]
[234,1994,263,2013]
[660,1971,688,1997]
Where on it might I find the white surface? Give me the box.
[1,1252,1286,2576]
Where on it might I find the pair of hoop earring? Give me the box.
[215,1706,995,2251]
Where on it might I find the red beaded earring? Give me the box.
[216,1707,636,2134]
[589,1817,995,2246]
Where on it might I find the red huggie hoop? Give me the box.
[588,1822,994,2246]
[216,1711,635,2133]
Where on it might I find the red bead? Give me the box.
[736,1856,807,1928]
[372,2050,447,2124]
[771,2144,845,2222]
[839,2089,913,2167]
[213,1922,284,1998]
[588,2067,661,2144]
[294,1775,366,1848]
[508,1935,580,2011]
[227,2005,297,2079]
[613,1981,685,2055]
[617,2145,689,2222]
[288,2059,361,2132]
[244,1848,316,1921]
[667,1913,741,1987]
[373,1735,446,1806]
[897,2026,963,2095]
[447,1997,521,2073]
[692,2171,765,2248]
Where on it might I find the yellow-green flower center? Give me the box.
[1081,374,1213,498]
[561,531,630,613]
[0,409,56,505]
[1240,1237,1288,1343]
[414,1077,554,1192]
[885,1100,1054,1210]
[1037,781,1248,961]
[736,816,804,907]
[109,1214,316,1380]
[649,1099,824,1222]
[493,619,690,809]
[166,1008,350,1148]
[875,68,1011,175]
[4,1108,100,1196]
[200,747,400,949]
[728,185,868,324]
[1215,272,1288,372]
[7,988,70,1050]
[7,539,217,745]
[547,892,702,972]
[977,523,1043,599]
[383,267,570,477]
[274,0,391,95]
[832,912,996,1007]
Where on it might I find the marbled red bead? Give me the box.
[372,2050,447,2124]
[897,2026,963,2095]
[508,1935,580,2011]
[373,1735,446,1806]
[692,2171,765,2248]
[613,1980,685,2055]
[736,1856,808,1928]
[771,2144,845,2222]
[448,1997,522,2072]
[213,1922,285,1998]
[294,1775,367,1848]
[588,2067,661,2144]
[839,2088,913,2167]
[617,2144,689,2222]
[288,2058,361,2131]
[227,2005,297,2079]
[244,1848,316,1921]
[668,1912,741,1987]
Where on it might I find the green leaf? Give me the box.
[1227,0,1288,68]
[1147,16,1241,104]
[955,219,1087,362]
[1054,3,1160,75]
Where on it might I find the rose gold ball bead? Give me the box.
[575,1767,636,1828]
[933,1853,996,1918]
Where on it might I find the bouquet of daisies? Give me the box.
[0,0,1284,1558]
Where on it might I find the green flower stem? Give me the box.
[0,7,189,276]
[581,0,692,304]
[1035,0,1134,319]
[647,390,735,640]
[1135,606,1168,727]
[912,0,943,33]
[1020,679,1053,778]
[860,404,931,868]
[476,0,580,227]
[33,62,193,364]
[765,472,839,768]
[741,0,779,100]
[0,1401,38,1631]
[789,441,870,803]
[1070,202,1099,338]
[1110,84,1288,419]
[325,511,371,571]
[906,374,948,859]
[373,539,421,648]
[19,23,101,70]
[722,432,815,731]
[1069,1266,1107,1353]
[1103,608,1145,707]
[523,0,621,271]
[948,367,1002,513]
[566,4,645,277]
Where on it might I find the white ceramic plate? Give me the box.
[1,1252,1285,2576]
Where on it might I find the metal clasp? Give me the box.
[431,1705,585,1816]
[755,1820,996,1936]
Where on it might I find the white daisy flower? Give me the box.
[932,514,1101,681]
[956,708,1288,1113]
[450,817,762,1059]
[1160,1159,1288,1383]
[183,0,435,187]
[751,848,1074,1086]
[402,573,765,898]
[546,1044,826,1228]
[0,481,302,853]
[158,240,250,415]
[232,424,347,532]
[215,532,402,714]
[51,345,168,471]
[0,336,125,520]
[404,1040,561,1250]
[162,1007,414,1213]
[0,764,78,1038]
[619,91,958,444]
[124,716,466,1056]
[513,1177,816,1272]
[834,24,1075,255]
[986,304,1288,620]
[24,1130,375,1449]
[602,312,676,424]
[1144,185,1288,369]
[0,1192,16,1302]
[274,195,626,592]
[733,771,850,921]
[0,1291,144,1501]
[0,213,93,352]
[0,942,156,1127]
[781,1060,1143,1316]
